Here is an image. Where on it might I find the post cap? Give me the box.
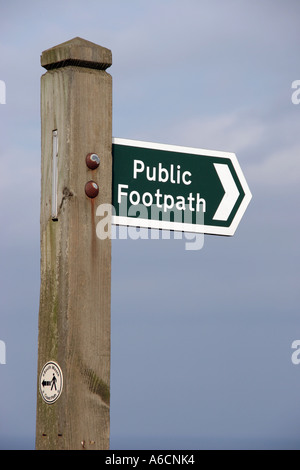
[41,37,112,71]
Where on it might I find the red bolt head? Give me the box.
[86,153,100,170]
[85,181,99,198]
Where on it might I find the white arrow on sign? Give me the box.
[213,163,240,221]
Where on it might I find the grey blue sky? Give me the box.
[0,0,300,449]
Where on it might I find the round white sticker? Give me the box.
[39,361,63,404]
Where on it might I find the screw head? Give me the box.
[86,153,100,170]
[85,181,99,198]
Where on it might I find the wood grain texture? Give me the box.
[36,39,112,450]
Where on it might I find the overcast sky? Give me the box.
[1,0,300,450]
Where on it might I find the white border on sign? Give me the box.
[112,137,252,236]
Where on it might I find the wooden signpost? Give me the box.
[36,37,112,450]
[36,37,251,450]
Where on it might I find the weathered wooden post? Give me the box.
[36,37,112,450]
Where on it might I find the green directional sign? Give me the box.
[112,138,252,236]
